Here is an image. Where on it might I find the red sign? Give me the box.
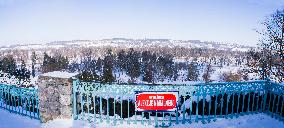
[135,91,178,111]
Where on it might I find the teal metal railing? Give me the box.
[0,84,39,119]
[72,80,283,127]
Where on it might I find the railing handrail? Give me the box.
[74,79,268,87]
[0,83,38,91]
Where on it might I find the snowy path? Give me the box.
[1,109,284,128]
[0,109,41,128]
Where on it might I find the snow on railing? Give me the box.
[72,80,284,127]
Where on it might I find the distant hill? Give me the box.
[0,38,254,52]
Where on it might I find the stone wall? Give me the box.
[38,75,73,123]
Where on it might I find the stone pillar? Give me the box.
[38,75,73,123]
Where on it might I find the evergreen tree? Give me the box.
[56,55,68,70]
[141,51,153,83]
[42,52,69,73]
[1,55,16,76]
[31,51,37,77]
[0,59,2,72]
[142,63,154,83]
[68,62,80,72]
[42,52,51,72]
[90,59,97,75]
[117,50,127,71]
[156,54,174,80]
[173,64,178,81]
[202,63,214,83]
[151,53,158,83]
[15,59,30,84]
[102,49,115,83]
[126,49,141,80]
[96,57,103,76]
[187,62,199,81]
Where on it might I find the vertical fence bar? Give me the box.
[127,97,130,124]
[81,93,84,121]
[169,112,172,126]
[149,112,152,125]
[162,112,165,127]
[262,89,268,112]
[213,92,218,121]
[195,93,199,122]
[220,93,224,117]
[99,96,102,122]
[21,96,24,115]
[9,92,11,111]
[256,90,260,112]
[189,96,192,123]
[262,91,266,112]
[225,94,229,118]
[17,94,20,113]
[120,96,123,124]
[93,95,96,123]
[0,87,2,108]
[141,112,144,125]
[236,92,240,117]
[275,94,280,118]
[241,92,245,114]
[25,98,28,116]
[37,96,39,119]
[134,101,137,125]
[87,93,90,121]
[114,97,116,125]
[29,98,32,118]
[208,93,212,122]
[5,90,7,110]
[280,95,284,118]
[271,93,276,116]
[247,91,251,113]
[155,111,158,127]
[155,86,158,127]
[202,94,205,123]
[252,92,256,112]
[21,90,23,115]
[33,97,36,118]
[268,93,273,114]
[175,94,179,124]
[231,93,235,118]
[106,96,109,123]
[182,96,186,124]
[12,95,14,112]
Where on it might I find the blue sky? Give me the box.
[0,0,283,46]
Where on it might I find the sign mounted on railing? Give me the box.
[135,91,179,112]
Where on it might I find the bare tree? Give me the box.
[253,9,284,82]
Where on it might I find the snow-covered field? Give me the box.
[1,109,283,128]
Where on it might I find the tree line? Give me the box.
[68,48,201,84]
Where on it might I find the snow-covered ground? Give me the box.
[1,109,284,128]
